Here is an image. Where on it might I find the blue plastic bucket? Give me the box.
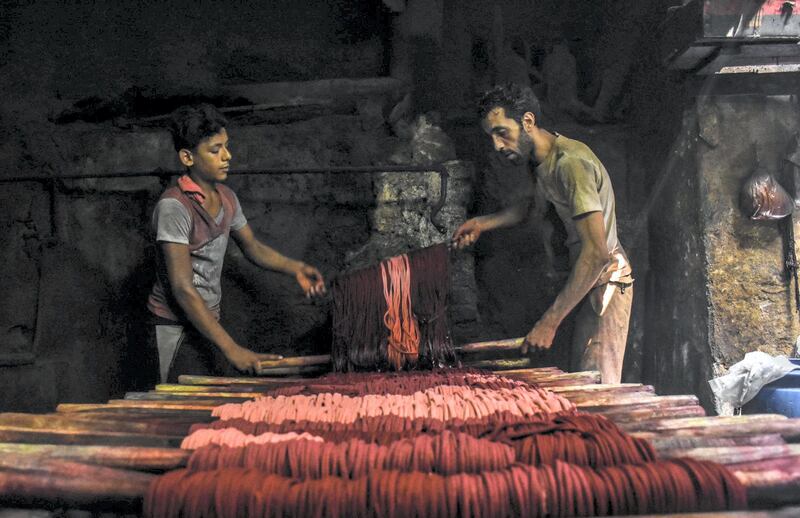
[741,358,800,417]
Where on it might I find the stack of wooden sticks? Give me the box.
[0,338,797,516]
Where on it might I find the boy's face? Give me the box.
[179,128,231,183]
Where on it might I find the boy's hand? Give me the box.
[296,264,327,298]
[226,345,282,375]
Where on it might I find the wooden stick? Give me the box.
[462,358,534,370]
[58,402,215,414]
[55,409,217,425]
[0,413,192,437]
[257,354,331,369]
[150,390,264,399]
[577,394,700,411]
[546,383,652,394]
[729,454,800,476]
[648,434,786,452]
[619,414,787,433]
[660,444,800,464]
[0,457,152,511]
[243,337,533,370]
[124,392,255,402]
[631,420,800,442]
[155,383,268,393]
[227,337,537,371]
[497,370,602,383]
[456,337,525,354]
[0,426,182,448]
[105,399,224,409]
[599,405,707,423]
[0,443,189,471]
[177,375,304,386]
[562,391,656,404]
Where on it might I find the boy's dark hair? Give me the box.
[169,104,228,152]
[478,83,542,124]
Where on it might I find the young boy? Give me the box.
[147,104,326,383]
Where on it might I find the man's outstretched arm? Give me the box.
[451,201,531,249]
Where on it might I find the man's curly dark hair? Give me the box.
[478,83,543,124]
[169,104,228,152]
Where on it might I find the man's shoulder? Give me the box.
[552,135,596,164]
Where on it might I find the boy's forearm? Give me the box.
[243,242,303,276]
[173,287,239,355]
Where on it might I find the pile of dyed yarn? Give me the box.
[330,243,456,371]
[145,369,747,517]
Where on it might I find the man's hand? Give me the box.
[452,218,484,249]
[226,345,283,375]
[520,318,558,355]
[295,264,326,298]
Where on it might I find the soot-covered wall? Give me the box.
[0,0,674,410]
[7,0,798,415]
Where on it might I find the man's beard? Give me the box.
[501,132,535,165]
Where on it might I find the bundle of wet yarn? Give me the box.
[330,243,455,372]
[145,369,747,517]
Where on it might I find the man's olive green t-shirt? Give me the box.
[534,134,623,264]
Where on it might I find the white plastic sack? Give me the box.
[708,351,799,408]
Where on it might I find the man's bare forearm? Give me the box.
[539,246,608,327]
[479,202,530,231]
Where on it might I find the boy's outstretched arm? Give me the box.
[161,242,281,374]
[232,224,326,298]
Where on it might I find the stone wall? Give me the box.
[0,115,477,411]
[648,94,800,411]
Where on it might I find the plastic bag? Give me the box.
[409,114,456,165]
[708,351,799,408]
[740,171,794,220]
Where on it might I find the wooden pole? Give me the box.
[257,354,331,369]
[177,375,303,386]
[456,337,525,354]
[0,443,189,471]
[0,457,152,511]
[0,426,182,448]
[660,444,800,464]
[631,419,800,442]
[648,434,786,452]
[0,412,193,437]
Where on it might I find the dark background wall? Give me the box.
[2,0,798,413]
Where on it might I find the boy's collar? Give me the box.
[178,174,206,203]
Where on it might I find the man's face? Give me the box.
[482,107,533,165]
[184,128,232,182]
